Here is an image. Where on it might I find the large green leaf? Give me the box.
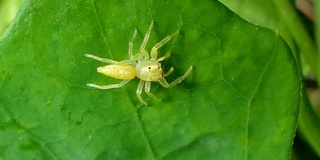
[219,1,320,158]
[0,0,300,159]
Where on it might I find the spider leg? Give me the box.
[158,65,193,88]
[129,29,138,61]
[145,81,161,101]
[139,21,154,60]
[136,80,148,105]
[87,80,130,89]
[150,30,179,60]
[164,67,174,77]
[85,54,119,64]
[156,52,170,62]
[140,21,154,51]
[130,53,143,62]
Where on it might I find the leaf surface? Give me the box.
[219,1,320,157]
[0,0,300,159]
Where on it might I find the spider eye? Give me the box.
[148,67,151,70]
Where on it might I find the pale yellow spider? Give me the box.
[85,21,193,105]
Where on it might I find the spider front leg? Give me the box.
[156,52,171,62]
[87,80,130,89]
[150,30,179,60]
[164,67,174,77]
[158,65,193,88]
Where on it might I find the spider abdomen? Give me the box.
[97,64,136,80]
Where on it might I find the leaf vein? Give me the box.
[244,33,279,160]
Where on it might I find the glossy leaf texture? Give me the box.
[0,0,300,159]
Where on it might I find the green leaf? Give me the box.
[219,1,320,157]
[219,0,317,75]
[0,0,300,159]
